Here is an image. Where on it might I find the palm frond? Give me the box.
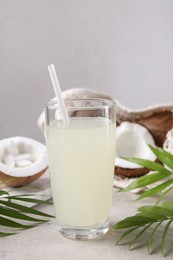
[114,146,173,255]
[121,145,173,201]
[0,185,54,236]
[113,203,173,256]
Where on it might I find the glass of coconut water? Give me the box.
[45,98,116,240]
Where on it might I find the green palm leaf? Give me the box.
[0,185,54,237]
[147,221,163,255]
[122,157,171,175]
[0,200,53,218]
[122,171,171,192]
[129,223,152,250]
[0,232,16,237]
[113,145,173,255]
[122,146,173,200]
[0,215,35,229]
[149,145,173,170]
[162,201,173,211]
[10,196,53,205]
[0,207,46,222]
[138,205,173,217]
[137,179,173,200]
[115,226,139,245]
[0,190,9,196]
[161,219,172,256]
[156,186,173,205]
[112,215,154,229]
[113,201,173,255]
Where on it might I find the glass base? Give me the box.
[57,219,109,240]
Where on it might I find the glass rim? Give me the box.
[45,98,116,110]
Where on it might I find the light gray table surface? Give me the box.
[1,172,173,260]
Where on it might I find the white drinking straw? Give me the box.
[48,64,70,126]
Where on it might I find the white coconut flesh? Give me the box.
[115,122,156,168]
[163,127,173,153]
[0,137,48,177]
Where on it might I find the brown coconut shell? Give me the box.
[0,167,48,187]
[115,166,150,178]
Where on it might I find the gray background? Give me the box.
[1,0,173,142]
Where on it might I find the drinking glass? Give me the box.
[45,98,116,240]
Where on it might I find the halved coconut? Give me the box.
[115,122,156,177]
[0,137,48,187]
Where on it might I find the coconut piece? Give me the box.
[15,160,32,168]
[2,153,15,168]
[163,127,173,154]
[115,101,173,147]
[115,122,156,178]
[6,141,19,156]
[114,171,168,193]
[0,137,48,187]
[14,153,32,161]
[116,122,156,168]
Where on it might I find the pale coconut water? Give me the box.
[46,117,115,227]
